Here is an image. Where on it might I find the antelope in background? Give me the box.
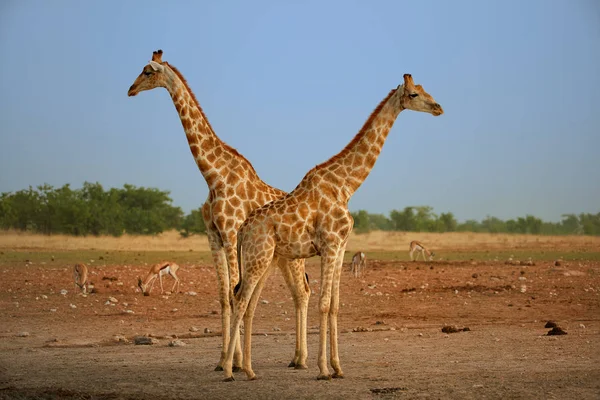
[409,241,435,261]
[137,262,181,296]
[73,263,89,294]
[351,251,367,278]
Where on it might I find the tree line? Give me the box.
[350,206,600,236]
[0,183,598,236]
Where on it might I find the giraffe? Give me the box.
[223,74,443,381]
[127,50,311,372]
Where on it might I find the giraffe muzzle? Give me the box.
[128,85,138,96]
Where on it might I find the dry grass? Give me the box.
[346,230,600,252]
[0,230,210,252]
[1,229,599,253]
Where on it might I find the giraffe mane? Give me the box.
[166,63,260,177]
[304,87,398,175]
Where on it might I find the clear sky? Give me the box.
[1,0,599,222]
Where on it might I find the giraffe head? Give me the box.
[128,49,169,96]
[398,74,444,116]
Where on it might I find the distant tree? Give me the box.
[457,219,482,232]
[481,215,506,233]
[180,207,207,237]
[579,212,600,235]
[560,214,582,235]
[351,210,370,233]
[438,212,458,232]
[368,213,394,231]
[390,207,417,231]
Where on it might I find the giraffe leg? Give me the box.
[222,235,244,372]
[317,252,337,380]
[223,253,272,381]
[242,268,271,380]
[329,248,346,379]
[206,229,233,372]
[159,273,164,294]
[278,257,310,369]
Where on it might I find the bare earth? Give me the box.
[0,234,599,399]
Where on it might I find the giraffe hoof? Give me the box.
[332,372,345,379]
[248,374,258,381]
[223,376,235,382]
[288,361,296,368]
[214,366,224,371]
[232,366,243,373]
[317,374,332,381]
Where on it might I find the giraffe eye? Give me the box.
[143,71,152,76]
[409,93,418,98]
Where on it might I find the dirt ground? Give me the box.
[0,246,599,399]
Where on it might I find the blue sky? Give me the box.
[0,0,598,222]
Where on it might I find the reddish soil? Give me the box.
[1,257,599,399]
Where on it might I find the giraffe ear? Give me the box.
[148,61,164,72]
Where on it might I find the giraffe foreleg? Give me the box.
[329,248,346,379]
[206,228,233,372]
[316,251,338,380]
[222,234,244,371]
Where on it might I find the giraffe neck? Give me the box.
[310,87,404,202]
[162,65,257,189]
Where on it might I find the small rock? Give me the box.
[544,321,558,328]
[41,295,48,299]
[211,310,218,315]
[579,323,586,329]
[204,328,212,334]
[60,289,68,296]
[16,332,30,337]
[171,308,178,313]
[520,285,527,293]
[442,325,462,333]
[472,273,479,279]
[547,327,567,336]
[273,327,281,332]
[375,321,385,325]
[134,336,158,345]
[123,310,134,314]
[261,299,269,305]
[108,297,118,303]
[113,335,129,343]
[69,304,77,309]
[168,339,186,347]
[554,260,561,266]
[189,327,199,332]
[186,291,198,296]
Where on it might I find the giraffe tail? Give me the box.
[233,231,243,298]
